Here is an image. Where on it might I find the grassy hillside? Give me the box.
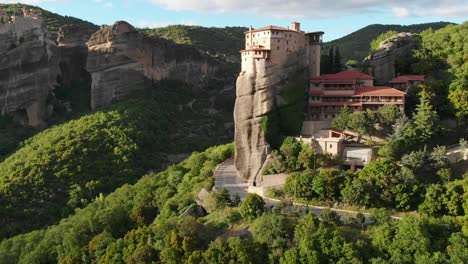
[324,22,454,63]
[0,143,234,264]
[0,98,173,239]
[0,79,233,239]
[0,3,98,37]
[144,25,246,62]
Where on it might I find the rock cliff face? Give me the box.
[86,21,221,110]
[234,53,308,183]
[368,32,417,84]
[57,24,91,88]
[0,17,59,128]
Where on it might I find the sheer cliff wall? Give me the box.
[86,21,223,110]
[235,45,317,183]
[0,17,59,127]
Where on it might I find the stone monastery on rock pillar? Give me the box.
[240,22,323,79]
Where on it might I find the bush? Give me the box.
[239,193,266,220]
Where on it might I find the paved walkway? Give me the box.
[213,159,402,222]
[213,158,249,200]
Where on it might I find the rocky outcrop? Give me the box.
[57,24,91,88]
[86,21,221,110]
[0,16,59,127]
[368,32,417,84]
[234,53,308,183]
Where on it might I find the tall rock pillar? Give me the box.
[234,23,319,183]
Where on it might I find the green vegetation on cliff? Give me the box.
[261,71,308,149]
[0,98,172,238]
[144,25,246,62]
[0,80,231,239]
[324,22,454,62]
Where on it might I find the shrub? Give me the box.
[239,193,266,220]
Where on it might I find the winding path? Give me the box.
[213,159,402,222]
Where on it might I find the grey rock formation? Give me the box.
[368,32,417,85]
[234,53,308,183]
[57,24,91,88]
[0,16,60,128]
[86,21,221,110]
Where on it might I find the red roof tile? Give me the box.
[310,102,362,107]
[353,87,406,97]
[389,75,425,83]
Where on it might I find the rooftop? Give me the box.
[389,75,425,83]
[354,86,407,97]
[245,25,296,34]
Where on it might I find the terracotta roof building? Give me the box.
[308,70,406,121]
[389,74,424,91]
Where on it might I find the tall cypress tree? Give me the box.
[333,47,342,73]
[413,91,439,142]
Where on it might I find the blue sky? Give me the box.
[1,0,467,41]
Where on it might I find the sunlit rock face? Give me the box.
[368,32,417,85]
[0,16,59,128]
[234,52,309,183]
[86,21,222,110]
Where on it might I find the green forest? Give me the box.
[0,142,466,263]
[0,5,466,263]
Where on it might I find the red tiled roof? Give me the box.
[353,87,406,97]
[310,102,362,107]
[311,70,374,83]
[322,93,356,97]
[389,75,425,83]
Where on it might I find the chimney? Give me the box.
[397,72,400,77]
[368,67,374,77]
[291,22,300,31]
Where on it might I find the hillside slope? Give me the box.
[324,22,454,62]
[0,80,234,238]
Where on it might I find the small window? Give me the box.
[329,144,333,149]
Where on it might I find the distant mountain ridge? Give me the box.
[323,22,455,63]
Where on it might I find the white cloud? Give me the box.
[393,7,411,17]
[103,2,112,8]
[149,0,468,18]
